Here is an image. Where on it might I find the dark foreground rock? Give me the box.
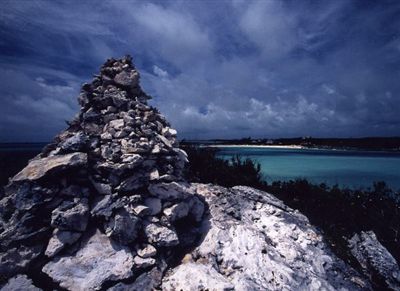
[0,56,397,290]
[349,231,400,290]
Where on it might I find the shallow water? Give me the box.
[216,147,400,190]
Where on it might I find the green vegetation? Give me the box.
[182,145,400,268]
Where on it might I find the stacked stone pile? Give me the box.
[0,56,205,290]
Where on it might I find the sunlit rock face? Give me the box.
[0,56,396,290]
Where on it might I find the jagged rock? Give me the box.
[162,184,370,290]
[60,132,88,152]
[0,245,43,277]
[12,152,87,182]
[108,267,164,291]
[1,275,41,291]
[349,231,400,290]
[144,223,179,247]
[132,205,151,217]
[45,229,81,257]
[133,255,156,269]
[114,70,139,88]
[137,244,157,258]
[105,208,141,244]
[163,263,235,291]
[43,230,135,291]
[148,182,192,201]
[118,173,147,192]
[51,198,89,232]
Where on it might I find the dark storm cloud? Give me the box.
[0,0,399,141]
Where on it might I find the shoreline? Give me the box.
[206,144,304,149]
[203,144,400,153]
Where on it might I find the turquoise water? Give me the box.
[216,147,400,190]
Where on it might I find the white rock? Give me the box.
[133,205,151,217]
[162,184,370,291]
[349,231,400,290]
[162,263,235,291]
[149,169,159,181]
[1,275,41,291]
[42,230,134,291]
[137,244,157,258]
[133,256,156,269]
[108,119,124,131]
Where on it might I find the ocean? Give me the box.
[1,143,400,190]
[215,146,400,190]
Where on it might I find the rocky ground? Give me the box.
[1,56,399,290]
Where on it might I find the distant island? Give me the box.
[183,136,400,152]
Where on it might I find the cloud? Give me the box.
[0,0,400,141]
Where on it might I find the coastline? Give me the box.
[206,144,304,149]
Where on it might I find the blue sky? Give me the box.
[1,0,400,141]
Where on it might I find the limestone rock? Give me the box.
[42,230,135,291]
[349,231,400,290]
[133,255,156,269]
[45,229,81,257]
[105,208,141,244]
[0,244,43,277]
[137,244,157,258]
[114,70,139,87]
[108,267,163,291]
[144,223,179,247]
[163,263,235,291]
[60,132,88,152]
[148,182,192,201]
[1,275,41,291]
[51,198,89,231]
[12,152,87,182]
[162,184,371,290]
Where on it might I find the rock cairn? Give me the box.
[0,56,205,290]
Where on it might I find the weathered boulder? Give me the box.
[148,182,192,201]
[12,152,87,182]
[105,208,141,244]
[161,184,371,290]
[1,275,41,291]
[0,244,43,277]
[51,198,89,232]
[42,230,135,290]
[45,229,82,257]
[349,231,400,290]
[144,223,179,247]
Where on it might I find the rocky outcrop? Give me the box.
[349,231,400,290]
[0,56,397,290]
[162,184,370,290]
